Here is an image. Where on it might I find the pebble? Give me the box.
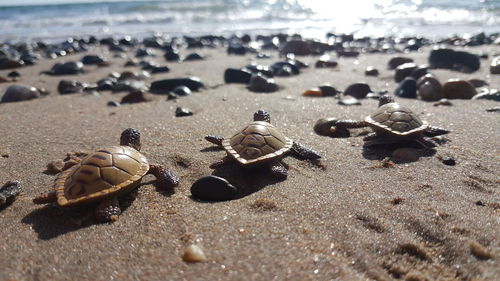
[394,77,417,99]
[388,57,413,69]
[81,54,106,65]
[486,107,500,112]
[439,155,456,166]
[149,65,170,74]
[364,66,379,76]
[490,56,500,74]
[244,63,274,77]
[336,50,359,57]
[247,74,278,93]
[280,39,313,56]
[409,65,428,80]
[429,48,480,72]
[417,74,442,101]
[45,61,84,75]
[227,43,247,55]
[394,62,417,82]
[172,85,192,96]
[315,55,338,68]
[7,71,20,78]
[121,90,153,104]
[344,83,372,99]
[107,101,121,107]
[0,58,24,70]
[338,96,361,106]
[150,77,203,94]
[164,50,181,62]
[468,79,488,88]
[182,245,207,263]
[302,88,322,97]
[271,61,299,75]
[1,84,41,103]
[167,93,178,100]
[58,80,87,94]
[472,88,500,101]
[191,175,237,201]
[175,107,193,117]
[0,181,21,207]
[313,118,337,136]
[184,53,204,61]
[392,148,418,162]
[442,79,477,99]
[224,68,252,84]
[433,99,452,106]
[135,48,155,57]
[318,84,338,97]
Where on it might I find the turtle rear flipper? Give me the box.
[33,191,57,204]
[292,142,321,159]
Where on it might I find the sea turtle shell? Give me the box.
[54,146,149,206]
[365,102,427,136]
[222,121,293,165]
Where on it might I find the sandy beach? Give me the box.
[0,40,499,281]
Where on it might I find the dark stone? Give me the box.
[472,89,500,101]
[336,50,359,57]
[280,40,313,56]
[0,58,24,70]
[338,96,361,106]
[394,63,417,82]
[486,107,500,112]
[365,66,379,76]
[109,44,125,53]
[224,68,252,84]
[45,61,84,75]
[121,90,153,104]
[164,50,181,62]
[315,56,338,68]
[97,78,116,91]
[150,77,203,94]
[1,85,40,103]
[388,57,413,69]
[172,85,192,96]
[0,181,21,207]
[184,53,204,61]
[244,64,274,77]
[107,101,121,107]
[58,80,86,94]
[429,48,480,72]
[175,107,193,117]
[442,79,476,99]
[81,55,106,65]
[227,44,247,55]
[395,77,417,99]
[271,61,299,75]
[190,176,237,201]
[344,83,372,99]
[7,71,20,78]
[167,93,179,100]
[135,48,155,57]
[441,156,456,166]
[468,79,488,88]
[247,74,278,93]
[318,85,338,97]
[409,65,429,80]
[150,65,170,74]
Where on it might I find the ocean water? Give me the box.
[0,0,499,42]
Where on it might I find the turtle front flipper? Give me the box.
[269,161,288,179]
[33,191,57,204]
[95,197,121,222]
[291,141,321,159]
[205,135,224,146]
[416,136,438,148]
[148,164,180,189]
[423,126,449,137]
[209,156,233,169]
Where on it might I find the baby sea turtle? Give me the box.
[205,110,321,179]
[315,95,449,148]
[33,128,179,222]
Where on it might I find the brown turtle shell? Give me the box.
[54,146,149,206]
[365,102,428,136]
[222,121,293,165]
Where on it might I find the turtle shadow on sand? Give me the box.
[361,141,437,163]
[22,189,139,240]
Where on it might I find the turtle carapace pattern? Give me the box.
[205,110,321,179]
[33,128,180,222]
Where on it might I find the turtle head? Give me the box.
[253,110,271,123]
[378,95,395,107]
[120,128,141,151]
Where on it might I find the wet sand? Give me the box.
[0,43,499,280]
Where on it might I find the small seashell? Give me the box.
[182,245,207,263]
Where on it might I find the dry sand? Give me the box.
[0,43,499,281]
